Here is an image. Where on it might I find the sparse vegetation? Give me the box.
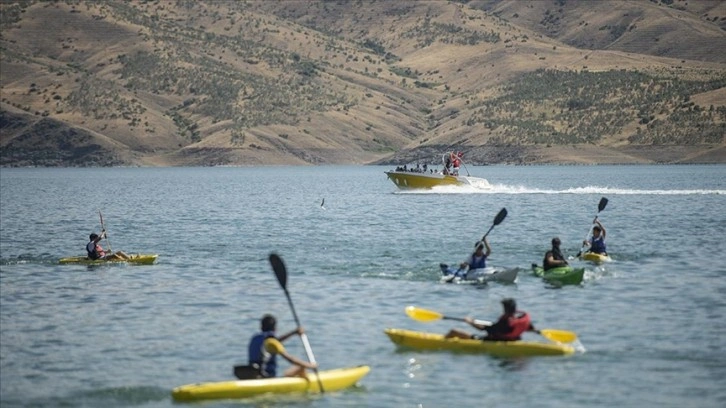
[466,69,726,146]
[0,0,724,167]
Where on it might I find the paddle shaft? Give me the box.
[270,254,324,393]
[99,211,112,252]
[440,315,492,326]
[282,288,319,367]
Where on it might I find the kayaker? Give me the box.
[583,220,607,255]
[247,314,317,379]
[543,237,568,271]
[86,231,129,261]
[444,298,538,341]
[459,238,491,278]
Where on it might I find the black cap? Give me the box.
[552,237,561,246]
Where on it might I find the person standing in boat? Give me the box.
[583,220,607,255]
[452,152,463,176]
[86,231,129,261]
[458,238,491,278]
[543,237,568,271]
[445,298,538,341]
[246,314,317,379]
[443,153,453,175]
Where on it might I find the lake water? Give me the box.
[1,165,725,408]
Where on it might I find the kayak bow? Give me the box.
[580,252,612,264]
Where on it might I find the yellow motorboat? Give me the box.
[385,170,470,189]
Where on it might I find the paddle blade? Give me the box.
[539,329,577,343]
[269,253,287,290]
[493,207,508,226]
[598,197,608,212]
[405,306,443,322]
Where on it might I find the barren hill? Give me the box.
[1,0,724,167]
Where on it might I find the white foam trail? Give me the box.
[396,184,725,195]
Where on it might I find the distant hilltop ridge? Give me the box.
[1,0,724,166]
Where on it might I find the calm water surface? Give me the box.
[1,165,725,407]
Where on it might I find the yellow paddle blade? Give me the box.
[539,329,577,343]
[405,306,443,322]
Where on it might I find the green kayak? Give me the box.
[531,264,584,285]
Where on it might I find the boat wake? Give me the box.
[396,184,725,195]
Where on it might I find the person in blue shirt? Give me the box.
[460,237,491,273]
[441,237,492,281]
[246,314,317,379]
[583,220,607,255]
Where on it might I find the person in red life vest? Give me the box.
[444,298,538,341]
[452,151,463,175]
[86,231,129,261]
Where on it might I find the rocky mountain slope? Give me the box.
[1,0,724,166]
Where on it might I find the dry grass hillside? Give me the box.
[1,0,724,167]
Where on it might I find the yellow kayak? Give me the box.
[385,328,574,357]
[58,254,158,265]
[580,252,612,263]
[171,365,370,402]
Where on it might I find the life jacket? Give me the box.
[489,312,531,341]
[543,248,565,271]
[86,242,105,260]
[248,331,276,377]
[468,254,487,269]
[589,236,606,254]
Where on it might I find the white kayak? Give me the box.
[439,264,518,284]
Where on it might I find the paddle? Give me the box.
[405,306,578,344]
[576,197,608,257]
[481,208,507,241]
[269,253,323,393]
[98,210,112,252]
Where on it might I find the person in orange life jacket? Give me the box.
[444,298,538,341]
[583,220,607,255]
[86,231,129,260]
[543,237,568,271]
[455,237,491,279]
[247,314,317,378]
